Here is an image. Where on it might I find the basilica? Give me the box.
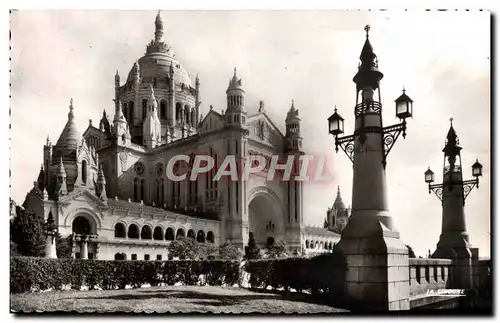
[22,12,348,260]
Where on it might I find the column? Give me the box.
[45,232,57,259]
[80,237,89,260]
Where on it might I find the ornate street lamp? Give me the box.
[328,25,413,167]
[395,88,413,121]
[425,118,482,205]
[328,106,344,136]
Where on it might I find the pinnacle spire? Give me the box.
[57,157,66,176]
[56,98,80,147]
[353,25,384,90]
[68,98,74,119]
[334,186,346,210]
[154,11,165,43]
[149,84,158,110]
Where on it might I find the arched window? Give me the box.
[140,179,145,202]
[184,105,190,125]
[191,109,196,127]
[196,230,205,243]
[306,240,310,249]
[176,228,185,239]
[165,228,175,240]
[114,253,126,261]
[155,180,160,205]
[160,100,167,120]
[206,231,214,243]
[114,223,126,238]
[128,224,139,239]
[122,102,128,120]
[141,225,152,239]
[72,216,91,235]
[153,226,163,240]
[176,102,182,122]
[129,101,134,124]
[133,178,138,201]
[160,179,164,207]
[81,160,87,184]
[142,99,148,119]
[187,229,195,239]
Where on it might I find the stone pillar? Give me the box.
[45,232,57,259]
[432,171,473,289]
[336,94,410,311]
[80,238,89,260]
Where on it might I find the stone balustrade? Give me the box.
[409,258,453,297]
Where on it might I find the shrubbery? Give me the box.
[244,252,346,297]
[10,257,241,294]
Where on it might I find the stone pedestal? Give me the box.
[45,233,57,259]
[433,246,472,289]
[337,214,410,311]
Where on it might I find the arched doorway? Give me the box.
[248,188,284,247]
[114,253,126,261]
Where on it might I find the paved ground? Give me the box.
[10,285,348,314]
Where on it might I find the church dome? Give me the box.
[128,54,193,88]
[56,99,81,148]
[126,12,193,88]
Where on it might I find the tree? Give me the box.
[11,207,46,257]
[219,242,243,261]
[56,233,73,258]
[244,232,261,260]
[167,237,200,259]
[406,244,416,258]
[266,241,289,259]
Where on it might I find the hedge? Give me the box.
[10,257,241,294]
[244,252,346,297]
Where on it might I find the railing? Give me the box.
[354,101,382,117]
[409,258,453,297]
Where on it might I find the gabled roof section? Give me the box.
[304,226,341,237]
[247,111,285,140]
[82,124,101,138]
[198,108,225,132]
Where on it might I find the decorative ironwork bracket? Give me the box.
[335,134,355,163]
[428,178,479,205]
[334,120,407,165]
[428,183,444,201]
[381,121,407,166]
[462,179,479,205]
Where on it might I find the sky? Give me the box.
[10,10,491,257]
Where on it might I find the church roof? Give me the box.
[56,99,81,147]
[304,226,341,237]
[106,198,220,222]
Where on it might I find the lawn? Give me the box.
[10,285,348,314]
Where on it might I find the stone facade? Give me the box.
[22,12,305,260]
